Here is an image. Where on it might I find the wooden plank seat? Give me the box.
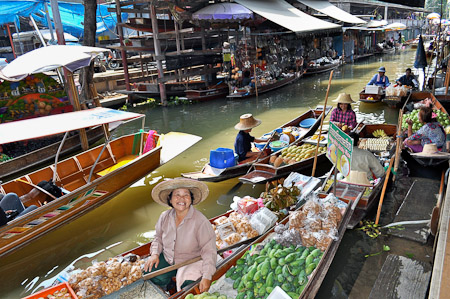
[96,155,138,176]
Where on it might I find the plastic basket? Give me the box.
[22,282,78,299]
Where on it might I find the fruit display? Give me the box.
[276,144,326,166]
[358,138,391,152]
[213,212,259,249]
[372,129,388,138]
[260,183,300,212]
[186,293,230,299]
[401,109,450,132]
[221,240,323,299]
[365,96,375,101]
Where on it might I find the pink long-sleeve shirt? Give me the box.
[150,206,217,282]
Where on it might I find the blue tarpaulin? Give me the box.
[0,0,126,38]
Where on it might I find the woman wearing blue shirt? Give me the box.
[368,66,390,87]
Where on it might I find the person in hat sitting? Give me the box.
[348,132,385,180]
[403,106,446,153]
[368,66,390,87]
[396,68,419,89]
[330,93,357,132]
[234,114,266,162]
[144,178,216,293]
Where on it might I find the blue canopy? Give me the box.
[0,0,42,25]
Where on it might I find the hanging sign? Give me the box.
[326,122,353,177]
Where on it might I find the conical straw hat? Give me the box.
[340,170,372,187]
[411,143,450,158]
[235,114,262,130]
[332,93,354,104]
[151,178,209,207]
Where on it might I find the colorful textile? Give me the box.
[408,122,446,150]
[368,74,390,87]
[330,108,357,128]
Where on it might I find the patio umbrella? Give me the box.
[385,22,407,31]
[414,35,427,89]
[427,12,441,19]
[0,45,109,81]
[192,3,253,20]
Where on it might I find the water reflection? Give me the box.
[0,49,419,298]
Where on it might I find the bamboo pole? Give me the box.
[392,109,403,181]
[312,70,334,177]
[375,156,395,225]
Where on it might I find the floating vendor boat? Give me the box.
[359,86,385,103]
[321,123,397,228]
[226,71,302,100]
[382,90,411,109]
[382,47,396,54]
[181,106,331,182]
[304,61,340,76]
[0,108,201,258]
[184,83,229,102]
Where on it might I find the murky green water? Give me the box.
[0,49,420,298]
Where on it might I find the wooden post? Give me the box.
[375,156,394,225]
[254,36,258,97]
[312,70,334,177]
[114,0,132,103]
[6,25,16,59]
[392,109,403,181]
[150,5,167,106]
[50,0,88,151]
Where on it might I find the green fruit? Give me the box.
[225,268,234,278]
[282,265,291,277]
[233,277,241,289]
[268,248,277,258]
[279,257,287,266]
[237,258,245,265]
[247,266,257,280]
[186,294,194,299]
[270,257,277,269]
[261,261,270,276]
[258,285,266,296]
[305,254,314,266]
[282,283,292,292]
[275,265,283,275]
[267,272,275,287]
[298,274,307,285]
[266,286,274,294]
[291,266,302,276]
[287,292,300,299]
[290,259,305,268]
[285,252,297,263]
[277,273,284,283]
[253,270,262,282]
[246,291,254,299]
[305,262,317,275]
[310,248,321,257]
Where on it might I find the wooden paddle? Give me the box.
[312,70,334,177]
[375,156,395,225]
[431,170,445,236]
[245,130,276,174]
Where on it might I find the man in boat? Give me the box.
[348,132,385,180]
[234,114,266,162]
[330,93,357,132]
[241,70,254,88]
[0,193,37,226]
[368,66,390,87]
[144,178,216,293]
[396,68,419,89]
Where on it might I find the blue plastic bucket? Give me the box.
[210,148,236,168]
[300,118,316,128]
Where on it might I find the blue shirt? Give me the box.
[234,131,254,161]
[368,74,390,87]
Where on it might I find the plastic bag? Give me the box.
[385,85,395,96]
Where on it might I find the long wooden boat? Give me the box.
[0,108,201,258]
[184,83,228,102]
[226,71,302,99]
[304,61,340,76]
[181,106,331,182]
[239,139,332,184]
[180,195,354,299]
[323,123,397,228]
[0,126,108,180]
[382,47,396,54]
[359,89,384,103]
[382,94,409,108]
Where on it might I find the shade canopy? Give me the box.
[366,20,388,28]
[235,0,340,33]
[0,45,109,81]
[414,35,427,69]
[192,3,253,20]
[0,107,142,144]
[385,22,407,31]
[427,12,440,19]
[296,0,365,24]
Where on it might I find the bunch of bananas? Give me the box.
[372,129,388,138]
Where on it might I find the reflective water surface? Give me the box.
[0,49,420,298]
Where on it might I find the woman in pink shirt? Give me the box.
[144,178,217,293]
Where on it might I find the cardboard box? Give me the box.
[365,85,382,94]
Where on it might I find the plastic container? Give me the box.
[269,140,288,152]
[210,148,236,168]
[22,282,78,299]
[254,142,267,150]
[300,118,316,128]
[267,286,291,299]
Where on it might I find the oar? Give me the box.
[245,130,276,175]
[431,170,445,236]
[143,235,258,280]
[312,70,334,177]
[375,156,395,225]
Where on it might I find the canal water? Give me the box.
[1,49,421,298]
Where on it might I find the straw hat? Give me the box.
[340,170,372,187]
[235,114,262,130]
[378,66,386,72]
[151,178,209,207]
[333,93,355,104]
[411,144,450,158]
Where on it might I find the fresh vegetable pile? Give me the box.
[260,183,300,212]
[402,109,450,132]
[225,240,322,299]
[186,293,230,299]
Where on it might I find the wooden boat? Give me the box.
[184,83,228,102]
[239,139,332,185]
[180,195,355,299]
[353,53,374,61]
[304,61,340,76]
[181,106,331,182]
[0,108,201,258]
[382,47,396,54]
[226,71,302,99]
[382,93,410,109]
[359,89,384,103]
[0,126,108,180]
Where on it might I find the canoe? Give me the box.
[382,47,396,54]
[226,71,302,100]
[181,106,331,182]
[304,62,340,76]
[239,138,332,185]
[359,89,384,103]
[323,123,397,228]
[185,83,228,102]
[0,126,108,181]
[180,194,354,299]
[0,109,202,258]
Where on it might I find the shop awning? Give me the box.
[234,0,341,33]
[296,0,366,24]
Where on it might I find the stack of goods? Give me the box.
[386,85,409,97]
[68,255,145,299]
[358,138,391,151]
[288,198,343,251]
[212,212,259,249]
[274,144,326,166]
[260,183,300,212]
[402,108,450,132]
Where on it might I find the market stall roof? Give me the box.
[0,107,143,145]
[192,3,253,20]
[234,0,341,33]
[296,0,366,24]
[344,26,385,31]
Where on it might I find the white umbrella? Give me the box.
[385,22,407,31]
[427,12,440,19]
[366,20,388,28]
[0,45,109,81]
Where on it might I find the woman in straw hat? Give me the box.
[330,93,357,131]
[234,113,265,162]
[368,66,390,87]
[144,178,216,293]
